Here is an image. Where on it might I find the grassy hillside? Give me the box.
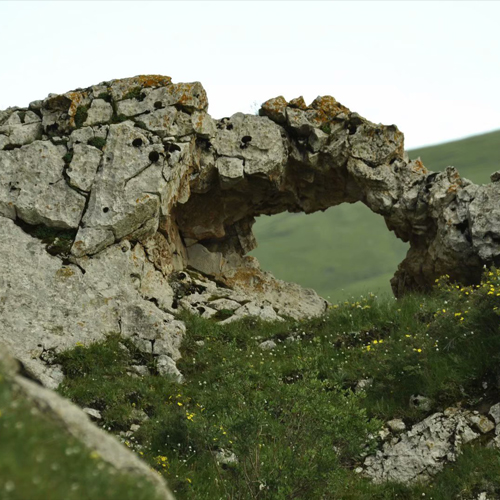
[53,269,500,499]
[251,129,500,302]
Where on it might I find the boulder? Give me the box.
[0,345,175,500]
[363,407,483,484]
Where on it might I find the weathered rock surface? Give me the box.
[363,406,498,484]
[0,344,175,500]
[0,216,183,388]
[3,74,500,388]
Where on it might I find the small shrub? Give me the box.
[74,105,89,128]
[111,113,129,124]
[87,137,107,150]
[213,309,233,321]
[321,123,332,134]
[97,92,112,103]
[123,87,143,101]
[62,151,73,164]
[18,222,77,256]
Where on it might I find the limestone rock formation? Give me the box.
[2,74,500,387]
[0,344,175,500]
[362,405,499,484]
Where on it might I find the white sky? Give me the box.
[1,1,499,149]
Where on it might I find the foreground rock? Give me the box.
[0,345,175,500]
[363,406,499,484]
[2,74,500,387]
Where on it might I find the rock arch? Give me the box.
[172,92,493,301]
[1,75,498,317]
[3,75,500,386]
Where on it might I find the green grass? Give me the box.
[251,129,500,301]
[54,270,500,499]
[252,204,408,303]
[0,368,163,500]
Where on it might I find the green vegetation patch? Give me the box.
[74,105,89,128]
[18,221,77,256]
[55,269,500,498]
[97,92,112,103]
[123,86,144,101]
[321,123,332,134]
[0,368,162,500]
[87,137,107,150]
[62,151,73,164]
[111,113,129,124]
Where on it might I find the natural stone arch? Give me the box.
[2,75,500,387]
[1,75,497,317]
[173,94,489,300]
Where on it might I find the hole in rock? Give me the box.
[132,138,143,147]
[103,207,110,213]
[250,202,408,303]
[240,136,252,149]
[347,123,357,135]
[46,123,59,134]
[163,142,181,154]
[154,101,164,110]
[196,137,212,151]
[149,151,160,162]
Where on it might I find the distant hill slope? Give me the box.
[251,129,500,302]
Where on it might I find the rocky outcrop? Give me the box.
[0,345,175,500]
[2,74,500,386]
[361,405,500,484]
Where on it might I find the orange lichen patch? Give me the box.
[289,96,308,110]
[109,75,172,90]
[260,96,288,122]
[310,96,350,123]
[449,171,462,184]
[67,91,89,127]
[223,267,267,294]
[135,194,151,204]
[411,159,428,174]
[193,113,204,130]
[72,241,84,252]
[135,75,172,88]
[447,183,459,194]
[173,82,208,111]
[56,267,75,279]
